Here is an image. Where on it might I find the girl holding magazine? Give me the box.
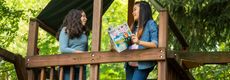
[125,1,159,80]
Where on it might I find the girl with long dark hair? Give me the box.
[59,9,89,80]
[125,1,158,80]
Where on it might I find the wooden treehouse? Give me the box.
[0,0,230,80]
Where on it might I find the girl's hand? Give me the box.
[131,34,139,44]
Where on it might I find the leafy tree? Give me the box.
[159,0,230,79]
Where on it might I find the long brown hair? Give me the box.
[60,9,89,39]
[130,1,153,39]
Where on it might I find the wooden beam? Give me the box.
[174,51,230,65]
[0,48,16,63]
[0,48,27,80]
[149,0,189,49]
[91,0,103,80]
[36,19,56,36]
[26,48,165,68]
[168,16,189,49]
[127,0,134,26]
[27,19,39,80]
[158,9,168,80]
[14,54,28,80]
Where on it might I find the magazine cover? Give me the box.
[108,23,132,53]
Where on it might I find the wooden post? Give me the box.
[158,9,168,80]
[127,0,135,26]
[27,19,39,80]
[14,54,28,80]
[90,0,102,80]
[49,67,54,80]
[40,68,45,80]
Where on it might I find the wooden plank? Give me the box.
[49,67,54,80]
[79,66,83,80]
[36,19,56,36]
[91,0,103,80]
[149,0,188,49]
[59,67,63,80]
[14,54,28,80]
[173,51,230,65]
[27,19,39,56]
[26,49,165,68]
[27,19,39,80]
[127,0,134,26]
[70,66,74,80]
[40,68,45,80]
[168,16,189,49]
[0,48,16,63]
[158,9,168,80]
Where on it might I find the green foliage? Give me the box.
[159,0,230,79]
[0,0,230,79]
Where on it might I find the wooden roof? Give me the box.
[36,0,114,36]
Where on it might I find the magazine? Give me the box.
[108,23,132,53]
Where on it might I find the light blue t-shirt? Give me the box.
[59,27,88,54]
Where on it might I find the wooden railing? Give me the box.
[25,0,192,80]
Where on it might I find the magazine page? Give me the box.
[108,23,132,53]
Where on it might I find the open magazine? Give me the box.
[108,23,132,53]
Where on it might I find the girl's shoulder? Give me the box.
[146,19,157,28]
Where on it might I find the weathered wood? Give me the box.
[49,67,54,80]
[0,48,16,63]
[169,51,230,69]
[91,0,103,80]
[158,9,168,80]
[27,19,39,80]
[27,19,39,56]
[167,58,195,80]
[40,68,45,80]
[59,67,63,80]
[70,66,74,80]
[14,54,28,80]
[149,0,188,49]
[36,19,56,36]
[26,48,165,68]
[79,66,83,80]
[127,0,134,26]
[168,16,189,49]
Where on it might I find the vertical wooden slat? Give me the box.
[127,0,135,26]
[59,67,63,80]
[27,19,39,80]
[78,66,83,80]
[70,66,75,80]
[49,67,54,80]
[40,68,45,80]
[91,0,103,80]
[158,9,168,80]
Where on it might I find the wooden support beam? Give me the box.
[158,9,168,80]
[127,0,134,26]
[168,51,230,69]
[91,0,103,80]
[14,54,28,80]
[36,19,56,36]
[27,19,39,80]
[26,48,165,68]
[0,48,16,63]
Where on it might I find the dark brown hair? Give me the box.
[130,1,153,39]
[57,9,89,40]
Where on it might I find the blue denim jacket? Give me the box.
[126,19,159,69]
